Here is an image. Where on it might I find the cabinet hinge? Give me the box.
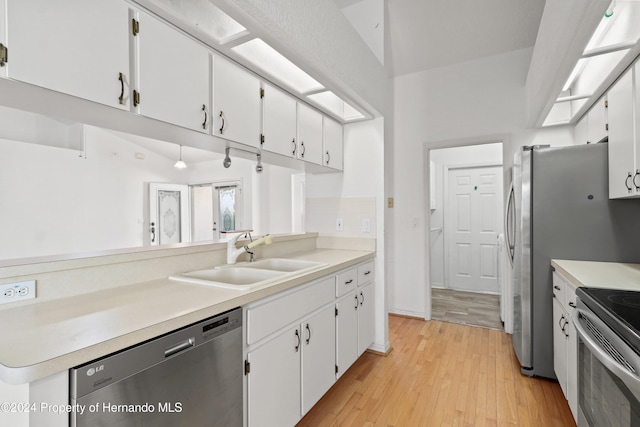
[132,19,140,36]
[260,134,265,145]
[133,90,141,107]
[335,307,338,317]
[606,123,609,131]
[335,365,339,374]
[260,88,265,99]
[605,100,608,108]
[0,43,7,67]
[244,360,251,375]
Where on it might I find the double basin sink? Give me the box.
[169,258,328,290]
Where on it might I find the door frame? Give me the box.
[442,162,503,292]
[423,134,510,322]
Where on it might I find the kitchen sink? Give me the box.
[169,267,286,290]
[169,258,328,290]
[222,258,327,273]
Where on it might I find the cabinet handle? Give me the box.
[292,138,296,156]
[305,323,311,345]
[118,72,124,105]
[219,111,226,134]
[634,170,640,191]
[345,279,353,285]
[559,314,565,329]
[354,295,359,310]
[568,301,576,308]
[364,271,371,275]
[202,105,207,130]
[301,141,306,157]
[553,285,561,290]
[326,150,331,165]
[294,329,300,352]
[626,172,633,193]
[359,291,364,306]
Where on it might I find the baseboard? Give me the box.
[366,340,392,356]
[388,310,426,320]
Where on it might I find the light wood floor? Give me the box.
[431,288,503,331]
[298,315,575,427]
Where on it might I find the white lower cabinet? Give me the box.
[247,325,301,427]
[245,260,375,426]
[552,271,577,422]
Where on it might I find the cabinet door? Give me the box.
[247,326,301,427]
[335,293,359,378]
[552,297,568,396]
[301,306,336,415]
[137,10,210,133]
[323,117,344,170]
[358,283,375,356]
[6,0,130,110]
[262,83,297,157]
[608,68,635,199]
[213,55,261,147]
[635,64,640,195]
[297,103,323,165]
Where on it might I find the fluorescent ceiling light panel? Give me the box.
[586,1,640,51]
[344,102,365,121]
[144,0,246,43]
[570,49,630,96]
[307,91,344,118]
[232,38,324,94]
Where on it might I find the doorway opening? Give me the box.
[428,142,505,330]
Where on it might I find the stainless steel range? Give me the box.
[574,287,640,427]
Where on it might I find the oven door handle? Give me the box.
[573,308,640,397]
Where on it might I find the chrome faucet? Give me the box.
[226,231,273,264]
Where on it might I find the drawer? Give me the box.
[358,261,375,286]
[552,271,566,306]
[336,267,358,297]
[247,277,334,345]
[565,282,577,314]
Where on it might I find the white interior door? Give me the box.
[149,183,190,246]
[446,166,503,293]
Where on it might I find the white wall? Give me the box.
[389,48,577,318]
[306,117,389,353]
[429,143,503,288]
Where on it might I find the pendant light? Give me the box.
[174,145,187,169]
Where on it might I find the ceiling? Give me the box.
[339,0,547,76]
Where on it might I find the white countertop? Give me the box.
[0,249,374,385]
[551,259,640,290]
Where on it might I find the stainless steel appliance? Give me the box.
[506,143,640,378]
[70,307,243,427]
[574,287,640,426]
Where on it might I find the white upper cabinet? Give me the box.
[213,55,261,147]
[135,10,210,133]
[323,117,344,170]
[607,66,637,199]
[297,103,323,165]
[261,83,297,157]
[5,0,130,110]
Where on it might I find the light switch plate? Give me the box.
[336,218,344,231]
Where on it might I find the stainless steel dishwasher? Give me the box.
[70,307,243,427]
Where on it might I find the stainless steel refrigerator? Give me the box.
[506,143,640,379]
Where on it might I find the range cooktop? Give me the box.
[577,287,640,356]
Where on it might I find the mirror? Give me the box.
[0,107,304,262]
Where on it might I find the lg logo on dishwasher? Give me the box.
[86,365,104,376]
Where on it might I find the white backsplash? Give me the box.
[306,197,376,238]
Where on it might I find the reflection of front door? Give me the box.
[149,183,190,245]
[447,166,503,293]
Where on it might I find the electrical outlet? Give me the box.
[362,218,371,233]
[336,218,344,231]
[0,280,36,305]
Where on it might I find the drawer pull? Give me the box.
[364,271,372,275]
[345,279,354,285]
[553,285,561,290]
[568,301,576,308]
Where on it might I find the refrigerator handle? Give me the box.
[504,181,515,267]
